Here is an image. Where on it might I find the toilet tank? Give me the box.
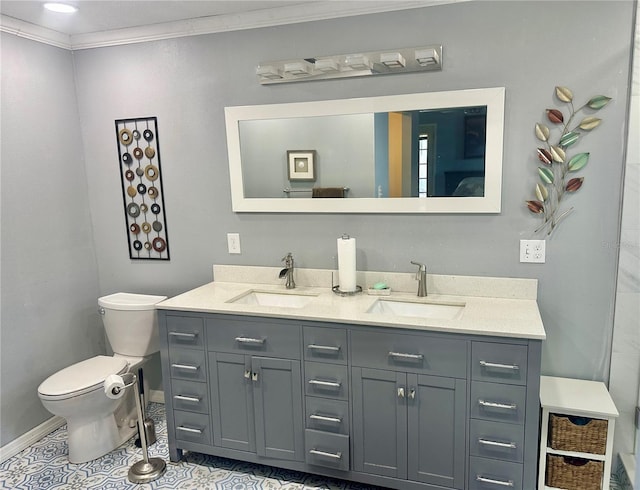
[98,293,167,357]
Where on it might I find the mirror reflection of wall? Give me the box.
[239,107,487,199]
[240,114,374,198]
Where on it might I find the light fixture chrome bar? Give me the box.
[257,45,442,85]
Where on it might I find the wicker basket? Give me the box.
[546,454,603,490]
[549,414,607,454]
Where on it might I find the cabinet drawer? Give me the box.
[169,348,207,382]
[305,397,349,435]
[470,419,524,463]
[207,317,301,359]
[173,410,212,445]
[471,381,526,425]
[304,429,349,471]
[303,326,347,364]
[472,342,527,385]
[469,456,523,490]
[351,329,467,378]
[166,315,204,349]
[305,362,348,400]
[170,379,209,414]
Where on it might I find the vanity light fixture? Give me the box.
[314,58,340,73]
[283,61,312,76]
[380,52,406,68]
[344,54,373,71]
[256,65,282,80]
[257,44,442,85]
[415,48,440,66]
[44,2,78,13]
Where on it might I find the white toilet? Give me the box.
[37,292,167,463]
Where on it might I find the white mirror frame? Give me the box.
[225,87,505,213]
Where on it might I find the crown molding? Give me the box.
[2,1,468,51]
[0,15,71,50]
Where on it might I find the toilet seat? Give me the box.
[38,356,128,401]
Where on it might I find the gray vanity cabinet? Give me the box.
[351,328,467,489]
[207,317,304,462]
[208,352,255,452]
[209,352,304,460]
[352,370,466,487]
[157,310,542,490]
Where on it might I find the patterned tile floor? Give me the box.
[0,403,374,490]
[0,402,629,489]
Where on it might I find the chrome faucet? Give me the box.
[279,253,296,289]
[411,261,427,297]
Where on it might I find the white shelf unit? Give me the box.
[538,376,619,490]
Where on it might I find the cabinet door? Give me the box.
[209,352,256,452]
[252,356,304,462]
[407,374,466,489]
[352,367,407,479]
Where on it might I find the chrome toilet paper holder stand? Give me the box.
[108,372,166,484]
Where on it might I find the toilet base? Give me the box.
[67,413,121,464]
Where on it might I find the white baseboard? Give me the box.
[148,389,165,404]
[0,416,65,463]
[1,392,164,463]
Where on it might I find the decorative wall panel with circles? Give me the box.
[115,116,170,260]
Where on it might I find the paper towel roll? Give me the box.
[104,374,126,399]
[337,236,357,292]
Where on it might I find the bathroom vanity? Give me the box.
[156,266,545,490]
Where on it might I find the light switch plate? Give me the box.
[520,239,545,263]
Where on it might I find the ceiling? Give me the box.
[0,1,314,36]
[0,1,453,50]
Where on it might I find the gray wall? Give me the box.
[0,34,102,445]
[0,1,635,446]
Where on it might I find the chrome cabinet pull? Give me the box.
[177,426,203,434]
[169,331,198,339]
[388,351,424,361]
[397,387,405,398]
[244,370,251,379]
[308,344,341,353]
[252,372,259,382]
[475,475,514,487]
[478,399,517,410]
[478,438,517,449]
[173,395,201,403]
[408,388,416,400]
[308,379,341,388]
[235,336,265,345]
[171,363,199,371]
[479,360,520,371]
[309,449,342,460]
[309,414,342,424]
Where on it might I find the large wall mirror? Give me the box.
[225,87,505,213]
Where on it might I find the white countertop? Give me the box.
[157,265,546,340]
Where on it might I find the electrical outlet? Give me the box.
[520,239,545,263]
[227,233,241,254]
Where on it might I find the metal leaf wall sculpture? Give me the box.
[526,86,611,236]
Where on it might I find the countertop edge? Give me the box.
[156,279,547,341]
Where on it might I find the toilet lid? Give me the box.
[38,356,128,399]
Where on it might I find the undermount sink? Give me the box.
[228,290,317,308]
[367,299,465,320]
